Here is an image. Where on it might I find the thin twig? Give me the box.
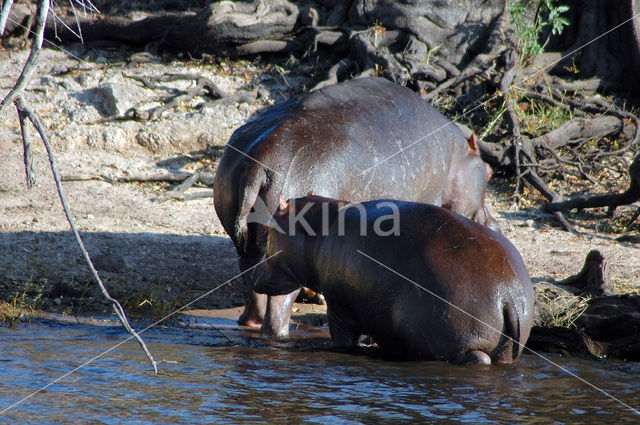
[0,0,15,36]
[16,100,36,188]
[15,96,158,373]
[0,0,49,115]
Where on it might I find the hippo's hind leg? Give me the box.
[456,350,492,365]
[327,303,362,347]
[238,282,267,328]
[237,253,267,328]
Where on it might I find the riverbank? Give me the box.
[1,45,639,360]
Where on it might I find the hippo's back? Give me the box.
[220,76,459,177]
[317,201,533,362]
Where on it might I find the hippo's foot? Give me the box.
[238,291,267,328]
[238,316,262,328]
[237,311,262,328]
[457,350,492,365]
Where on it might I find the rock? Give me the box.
[93,83,145,117]
[135,130,165,153]
[75,71,102,88]
[100,127,129,152]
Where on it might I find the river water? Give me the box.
[1,317,639,424]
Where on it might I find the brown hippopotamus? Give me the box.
[253,195,534,364]
[213,76,498,334]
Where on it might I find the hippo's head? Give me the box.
[253,194,340,297]
[443,133,500,233]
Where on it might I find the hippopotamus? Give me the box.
[213,76,498,334]
[253,195,534,364]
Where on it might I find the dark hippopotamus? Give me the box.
[213,76,498,334]
[253,195,534,364]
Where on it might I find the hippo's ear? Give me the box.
[307,191,314,196]
[467,133,479,155]
[278,195,289,216]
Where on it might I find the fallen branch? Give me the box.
[544,155,640,214]
[527,326,605,359]
[529,116,622,151]
[2,0,157,373]
[154,172,213,202]
[127,73,228,121]
[17,95,36,188]
[312,57,354,91]
[96,74,258,121]
[196,88,258,109]
[62,171,216,186]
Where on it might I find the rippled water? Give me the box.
[1,317,639,424]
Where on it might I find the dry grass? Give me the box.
[535,284,592,328]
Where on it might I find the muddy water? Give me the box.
[1,317,639,424]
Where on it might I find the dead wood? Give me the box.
[544,154,640,214]
[578,295,640,361]
[92,74,257,122]
[197,88,258,109]
[617,234,640,243]
[311,58,353,90]
[526,326,605,359]
[529,294,640,361]
[62,171,216,186]
[531,116,622,151]
[555,250,614,297]
[478,116,623,193]
[4,3,160,371]
[154,172,212,202]
[127,73,227,121]
[529,248,640,360]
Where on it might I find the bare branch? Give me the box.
[0,0,49,115]
[0,0,15,36]
[16,101,36,188]
[15,96,158,374]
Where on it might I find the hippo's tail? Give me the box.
[493,295,530,363]
[233,167,267,252]
[504,302,523,361]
